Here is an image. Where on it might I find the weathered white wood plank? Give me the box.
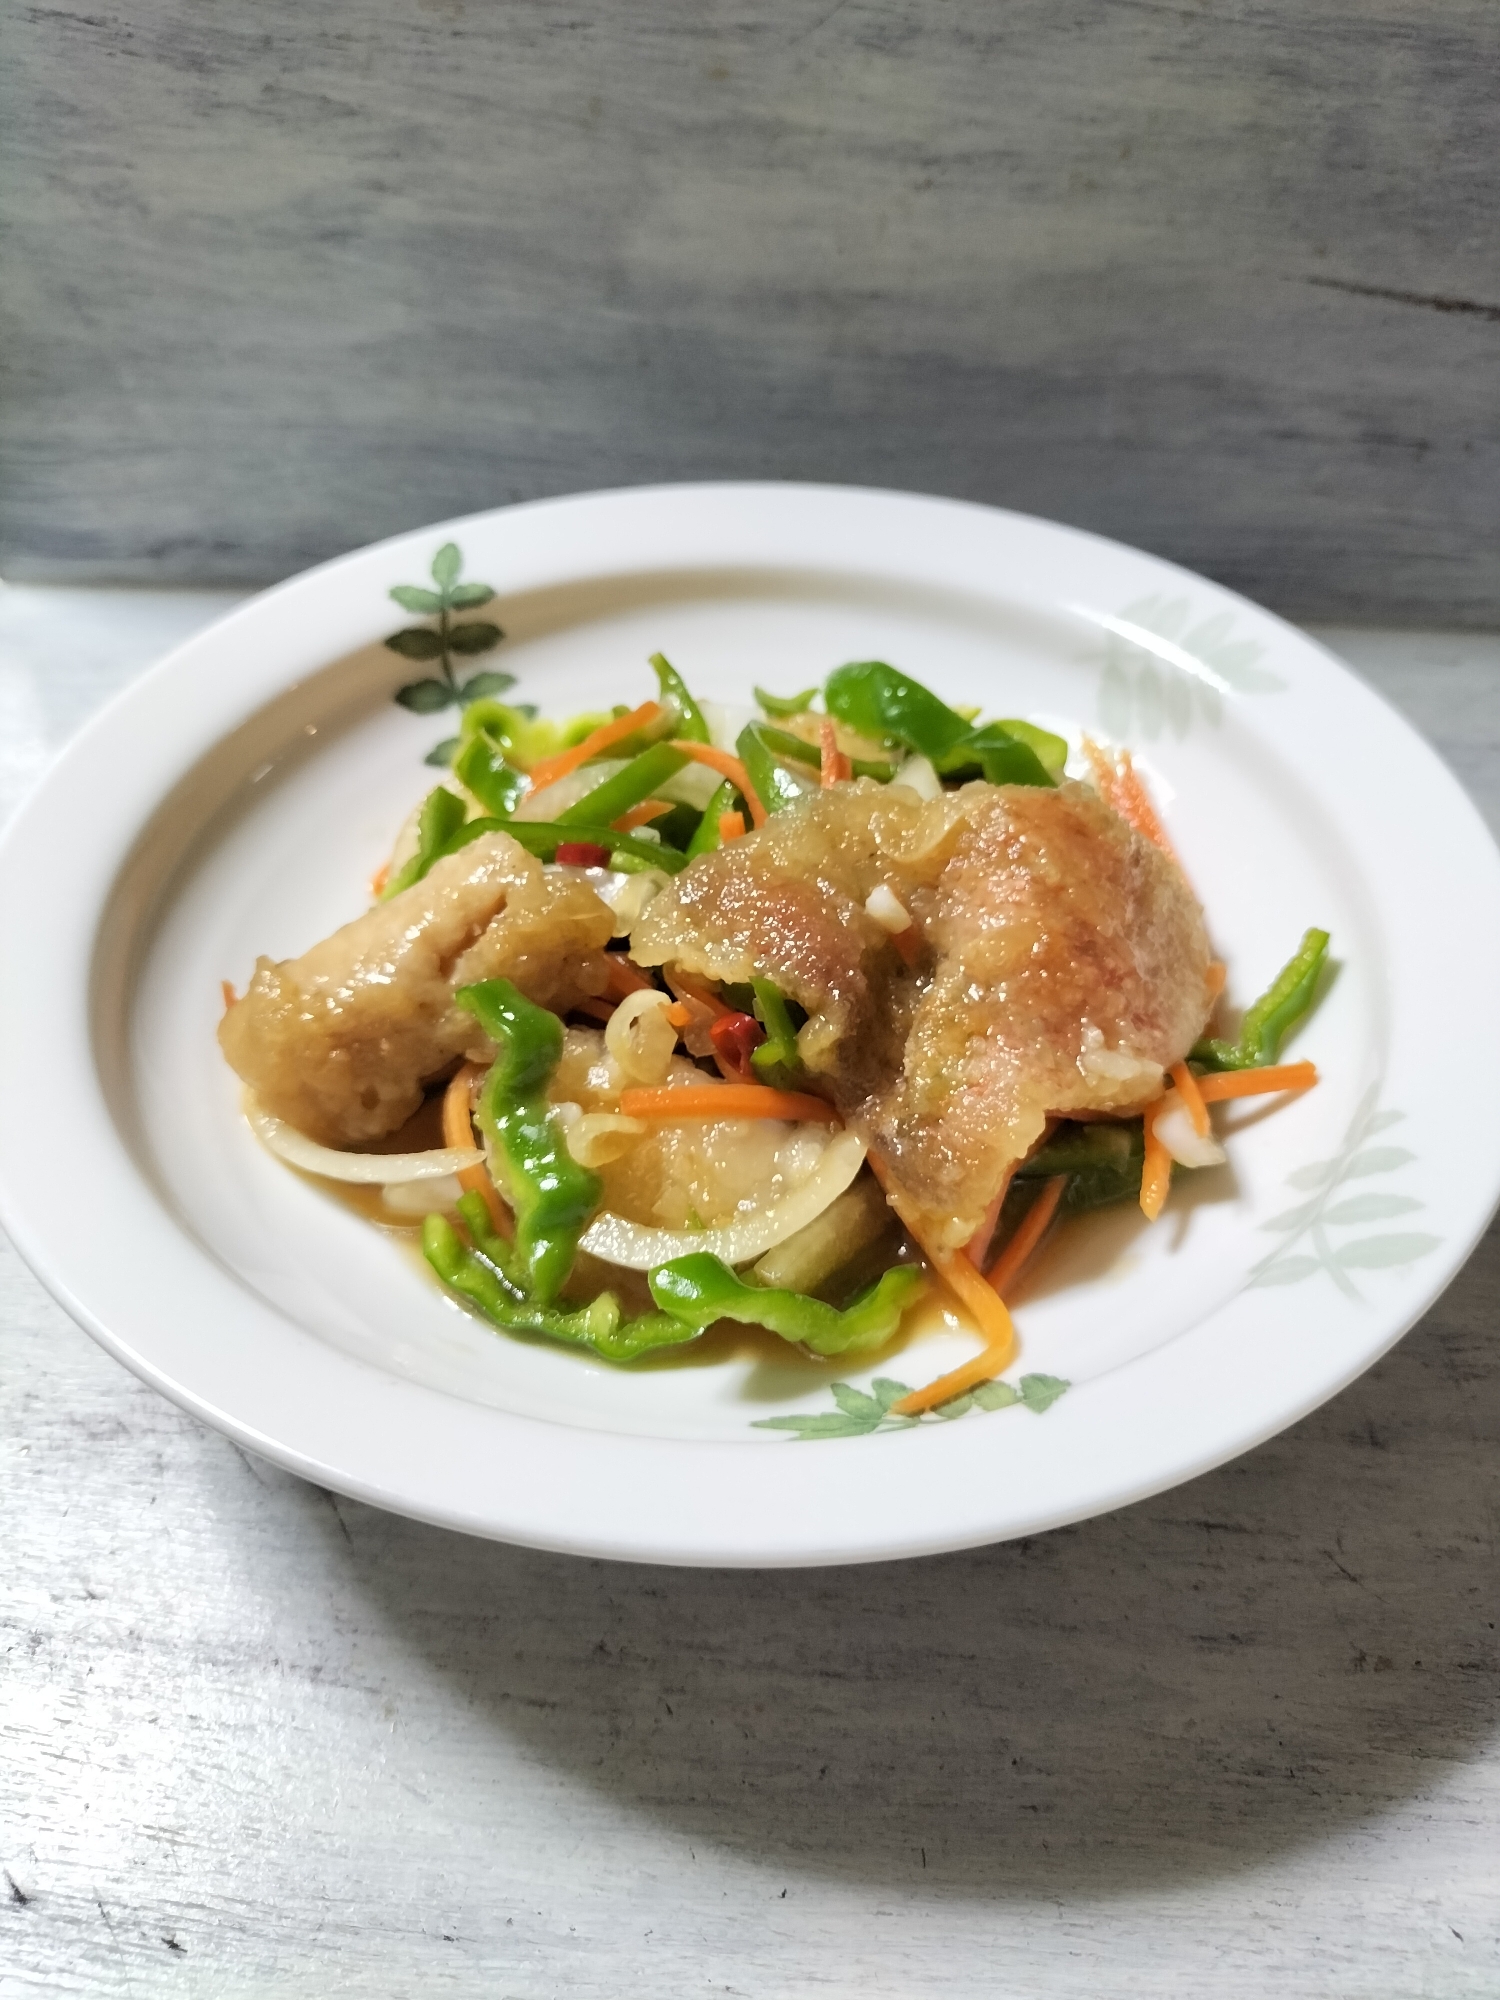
[1,596,1498,1997]
[3,4,1499,619]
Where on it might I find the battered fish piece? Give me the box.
[630,779,1214,1252]
[220,832,615,1146]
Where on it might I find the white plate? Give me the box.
[3,485,1498,1565]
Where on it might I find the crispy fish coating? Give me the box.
[220,832,614,1146]
[630,779,1214,1251]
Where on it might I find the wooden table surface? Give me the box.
[2,591,1497,1998]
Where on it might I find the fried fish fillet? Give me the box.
[630,779,1214,1252]
[219,832,614,1146]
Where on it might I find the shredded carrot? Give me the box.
[819,717,852,786]
[220,979,238,1014]
[604,956,656,999]
[443,1063,512,1238]
[1206,959,1227,997]
[986,1174,1067,1299]
[574,997,616,1023]
[1171,1059,1210,1138]
[890,923,921,968]
[862,1155,1019,1416]
[525,700,665,795]
[663,1000,693,1030]
[668,741,767,827]
[1139,1098,1173,1221]
[718,809,746,842]
[612,798,673,833]
[1083,739,1178,862]
[617,1084,840,1124]
[963,1177,1011,1268]
[369,861,390,897]
[1197,1061,1318,1102]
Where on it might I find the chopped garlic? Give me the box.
[865,884,912,933]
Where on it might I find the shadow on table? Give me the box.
[322,1218,1500,1901]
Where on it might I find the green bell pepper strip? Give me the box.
[648,1253,928,1357]
[749,978,802,1079]
[754,685,818,718]
[457,697,612,773]
[452,733,528,818]
[555,740,690,827]
[824,662,1054,787]
[752,722,896,782]
[382,786,467,899]
[736,721,816,815]
[650,652,709,742]
[425,1209,700,1361]
[992,718,1068,781]
[454,979,604,1304]
[685,778,744,858]
[412,814,689,880]
[1193,928,1331,1071]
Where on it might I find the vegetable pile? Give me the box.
[240,650,1329,1418]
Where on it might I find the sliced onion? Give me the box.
[579,1127,868,1270]
[1154,1094,1227,1170]
[245,1095,483,1183]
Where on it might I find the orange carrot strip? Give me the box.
[963,1177,1011,1268]
[612,798,673,833]
[220,979,238,1014]
[664,1001,693,1030]
[1171,1060,1210,1138]
[986,1174,1067,1299]
[525,701,664,794]
[1206,959,1227,997]
[1139,1098,1172,1221]
[668,741,767,827]
[890,924,921,968]
[369,861,390,897]
[1196,1061,1318,1101]
[574,997,616,1023]
[1083,738,1177,862]
[617,1084,840,1124]
[604,956,656,999]
[443,1063,512,1238]
[718,809,746,842]
[862,1155,1019,1416]
[819,717,852,786]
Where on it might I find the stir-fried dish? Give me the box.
[220,655,1327,1414]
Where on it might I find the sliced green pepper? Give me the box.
[1193,928,1331,1071]
[755,685,818,719]
[736,721,816,815]
[425,1209,699,1361]
[752,722,896,782]
[685,778,744,858]
[824,662,1055,787]
[427,815,690,878]
[457,697,611,773]
[452,733,528,818]
[383,786,467,899]
[648,1253,928,1357]
[993,718,1068,782]
[750,978,802,1080]
[556,741,690,827]
[650,652,709,742]
[454,979,603,1304]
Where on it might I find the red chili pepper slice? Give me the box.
[709,1010,767,1081]
[555,841,611,869]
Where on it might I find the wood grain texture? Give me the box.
[1,594,1499,1995]
[3,3,1499,620]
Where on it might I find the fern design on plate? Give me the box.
[1250,1083,1438,1295]
[384,543,515,761]
[1098,595,1287,741]
[753,1372,1069,1441]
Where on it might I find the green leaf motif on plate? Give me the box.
[1250,1090,1436,1297]
[753,1372,1070,1441]
[383,544,507,733]
[1096,594,1288,742]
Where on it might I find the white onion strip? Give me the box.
[245,1095,482,1183]
[579,1128,868,1271]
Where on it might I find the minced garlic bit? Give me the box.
[864,884,912,933]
